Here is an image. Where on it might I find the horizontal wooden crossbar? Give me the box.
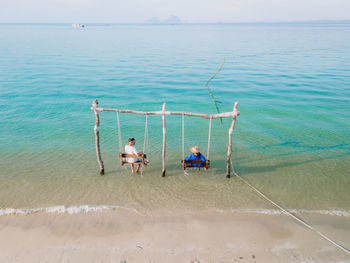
[91,107,239,120]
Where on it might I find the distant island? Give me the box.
[144,16,182,25]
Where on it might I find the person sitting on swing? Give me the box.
[125,137,143,173]
[185,146,206,168]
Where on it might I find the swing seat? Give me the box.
[181,160,210,170]
[119,152,148,166]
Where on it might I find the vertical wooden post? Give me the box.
[93,99,104,175]
[226,102,239,178]
[162,103,167,177]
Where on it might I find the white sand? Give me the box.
[0,209,349,262]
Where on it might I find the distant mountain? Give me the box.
[163,16,182,25]
[144,16,182,25]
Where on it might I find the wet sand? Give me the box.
[0,209,349,262]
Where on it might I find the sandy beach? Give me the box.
[1,209,349,263]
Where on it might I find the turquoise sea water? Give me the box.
[0,23,349,214]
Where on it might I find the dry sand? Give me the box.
[0,209,349,263]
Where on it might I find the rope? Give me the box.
[143,115,148,154]
[230,160,350,255]
[182,114,188,176]
[140,115,149,177]
[117,112,129,173]
[182,114,185,162]
[207,117,212,160]
[116,112,123,153]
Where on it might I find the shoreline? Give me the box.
[1,209,349,262]
[1,204,350,217]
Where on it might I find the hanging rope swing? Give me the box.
[181,115,211,171]
[117,112,149,169]
[92,100,239,177]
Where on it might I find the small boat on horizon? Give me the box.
[72,23,86,29]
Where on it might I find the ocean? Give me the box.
[0,22,349,216]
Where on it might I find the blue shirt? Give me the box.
[185,153,206,167]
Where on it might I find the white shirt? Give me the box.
[125,144,138,163]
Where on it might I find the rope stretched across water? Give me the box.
[205,47,348,255]
[229,160,350,255]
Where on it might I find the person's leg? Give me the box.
[136,164,141,173]
[130,163,135,173]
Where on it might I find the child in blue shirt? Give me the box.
[185,146,206,167]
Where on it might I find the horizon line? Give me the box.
[0,19,350,25]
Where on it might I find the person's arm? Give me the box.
[132,146,143,156]
[185,153,194,161]
[200,153,206,162]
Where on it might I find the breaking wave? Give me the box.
[0,205,142,216]
[1,206,349,217]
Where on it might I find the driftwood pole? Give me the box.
[92,99,104,175]
[162,103,167,177]
[226,102,239,178]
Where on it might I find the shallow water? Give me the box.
[0,23,349,214]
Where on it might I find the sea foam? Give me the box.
[1,206,349,217]
[0,205,141,216]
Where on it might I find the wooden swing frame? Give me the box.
[91,99,240,178]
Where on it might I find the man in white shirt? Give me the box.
[125,137,143,173]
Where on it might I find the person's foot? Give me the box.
[136,170,140,173]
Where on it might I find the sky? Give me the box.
[0,0,350,23]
